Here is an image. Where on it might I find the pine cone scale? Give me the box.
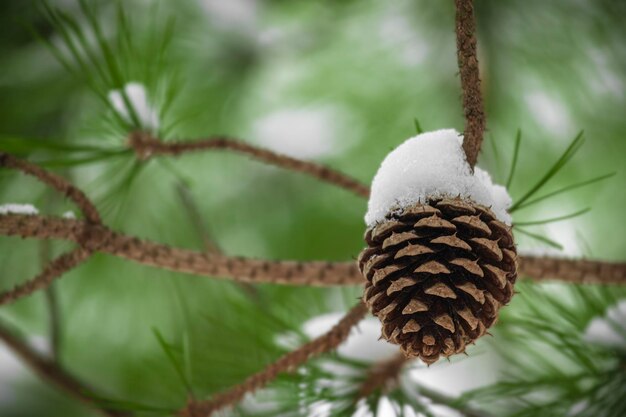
[359,198,518,364]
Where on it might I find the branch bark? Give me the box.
[1,214,625,306]
[0,247,92,306]
[357,352,408,398]
[0,214,362,290]
[179,302,368,417]
[0,322,129,417]
[0,153,101,224]
[455,0,486,168]
[129,132,370,198]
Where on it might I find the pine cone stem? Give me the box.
[455,0,486,168]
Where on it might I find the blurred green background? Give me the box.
[0,0,624,416]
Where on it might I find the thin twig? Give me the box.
[1,215,625,297]
[0,247,92,306]
[0,321,129,417]
[128,132,370,198]
[179,302,369,417]
[455,0,486,168]
[40,238,62,362]
[356,354,492,417]
[176,182,259,298]
[358,352,409,398]
[0,153,101,224]
[176,183,221,255]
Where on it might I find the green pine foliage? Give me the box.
[0,1,625,416]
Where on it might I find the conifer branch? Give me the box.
[518,255,626,285]
[357,352,409,398]
[128,132,370,198]
[1,213,625,304]
[0,154,624,308]
[0,153,101,224]
[0,214,363,288]
[0,322,129,417]
[179,301,369,417]
[0,247,92,306]
[455,0,486,168]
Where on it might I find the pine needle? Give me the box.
[413,118,423,134]
[514,228,564,250]
[509,131,585,212]
[512,172,616,211]
[506,129,522,189]
[152,327,195,397]
[514,207,590,226]
[77,0,143,129]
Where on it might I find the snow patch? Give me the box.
[301,313,399,363]
[0,204,38,215]
[365,129,511,226]
[108,82,160,132]
[379,12,429,67]
[583,299,626,349]
[524,90,572,136]
[201,0,258,32]
[253,107,355,159]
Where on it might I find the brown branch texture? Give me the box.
[2,212,624,308]
[455,0,486,168]
[180,302,368,417]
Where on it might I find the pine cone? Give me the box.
[358,198,517,364]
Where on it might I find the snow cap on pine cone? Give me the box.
[365,129,512,226]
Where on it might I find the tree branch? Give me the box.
[179,301,369,417]
[0,247,92,306]
[0,322,129,417]
[357,352,408,398]
[1,214,625,305]
[128,132,370,198]
[0,214,362,289]
[0,153,101,224]
[455,0,486,168]
[517,255,626,285]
